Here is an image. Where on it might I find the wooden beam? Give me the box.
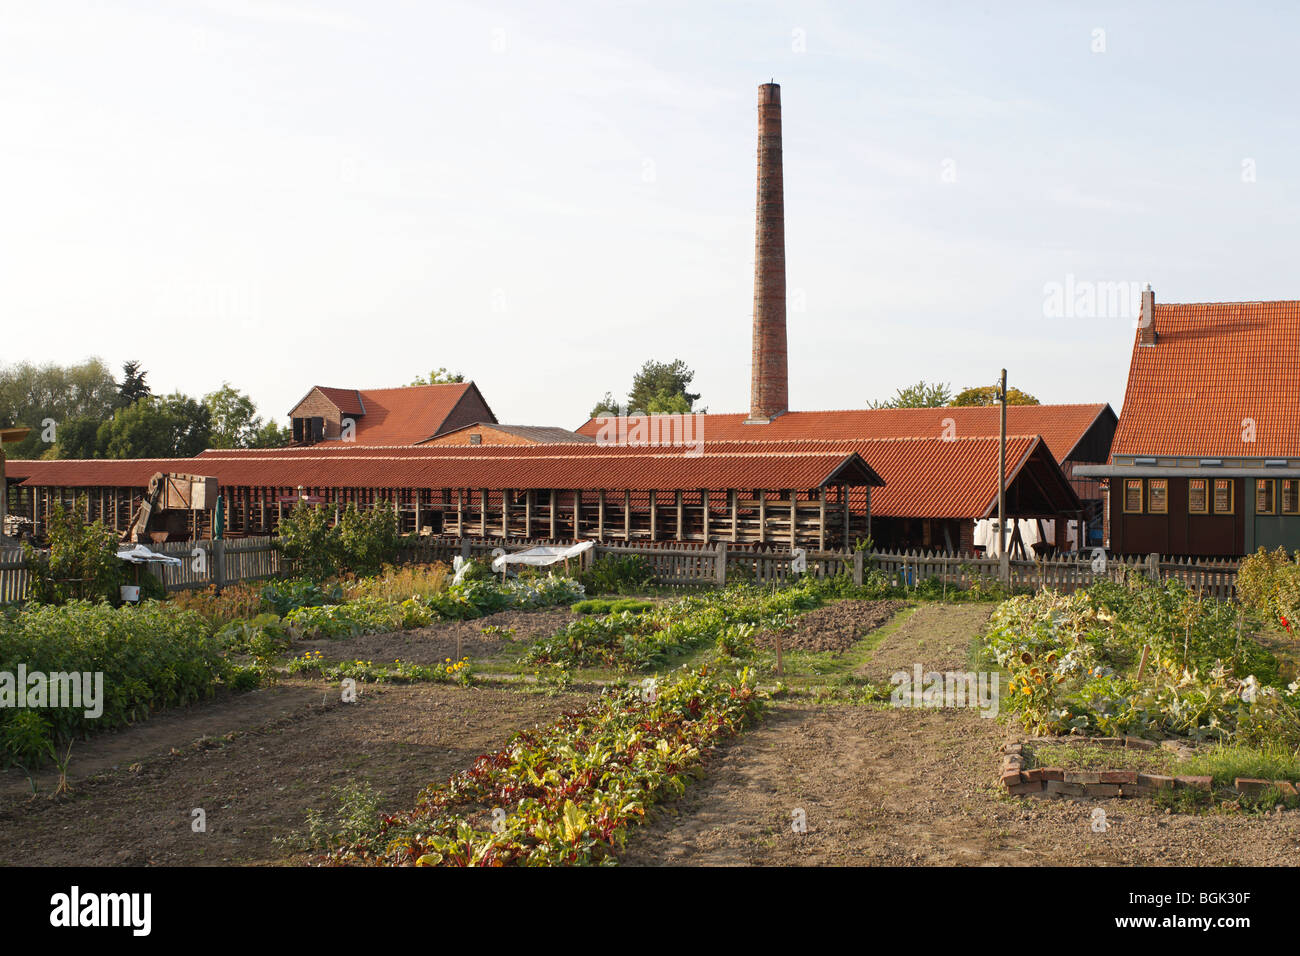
[701,489,710,542]
[597,489,605,540]
[624,489,631,541]
[676,490,684,541]
[649,490,657,540]
[789,490,797,548]
[548,490,556,539]
[818,488,827,551]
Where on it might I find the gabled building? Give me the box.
[1076,290,1300,556]
[287,383,496,445]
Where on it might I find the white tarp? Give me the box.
[491,541,595,572]
[973,518,1081,556]
[116,544,183,566]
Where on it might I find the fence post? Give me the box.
[715,542,727,587]
[213,539,226,593]
[460,538,471,564]
[999,551,1010,587]
[1147,552,1160,582]
[853,550,863,587]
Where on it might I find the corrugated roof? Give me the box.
[574,404,1112,463]
[1110,300,1300,458]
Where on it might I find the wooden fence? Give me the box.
[0,534,1241,604]
[0,536,281,602]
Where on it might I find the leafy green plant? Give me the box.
[22,501,123,606]
[580,554,654,595]
[321,664,762,866]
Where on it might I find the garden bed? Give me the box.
[298,608,575,668]
[755,599,906,654]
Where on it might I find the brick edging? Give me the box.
[1000,739,1297,800]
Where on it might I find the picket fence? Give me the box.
[0,535,1240,604]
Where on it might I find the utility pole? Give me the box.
[998,368,1008,570]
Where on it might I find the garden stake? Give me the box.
[1137,643,1150,681]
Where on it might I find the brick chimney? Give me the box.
[1138,283,1156,346]
[747,81,788,423]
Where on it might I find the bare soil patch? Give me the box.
[0,680,585,866]
[756,600,906,654]
[299,607,574,666]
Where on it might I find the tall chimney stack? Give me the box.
[747,81,788,423]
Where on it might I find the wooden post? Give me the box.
[676,490,684,541]
[788,490,797,548]
[526,490,534,538]
[818,487,827,551]
[997,368,1008,559]
[715,541,727,586]
[213,539,226,593]
[501,489,509,539]
[623,489,631,541]
[573,489,581,539]
[853,550,864,587]
[649,491,657,541]
[758,490,766,544]
[548,490,556,539]
[597,489,606,540]
[730,489,738,542]
[701,489,709,542]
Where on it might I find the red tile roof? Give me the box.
[1110,301,1300,458]
[575,404,1112,464]
[315,387,365,415]
[291,383,489,445]
[6,445,881,496]
[8,434,1079,519]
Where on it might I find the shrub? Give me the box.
[276,501,340,581]
[1237,547,1300,629]
[580,554,654,594]
[336,502,402,576]
[22,501,123,606]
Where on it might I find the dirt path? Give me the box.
[0,681,586,866]
[621,602,1300,867]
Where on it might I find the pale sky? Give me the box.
[3,0,1297,429]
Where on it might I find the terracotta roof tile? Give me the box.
[8,434,1078,520]
[1110,301,1300,458]
[575,404,1112,464]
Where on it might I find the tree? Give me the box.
[117,360,151,407]
[592,359,702,417]
[869,380,953,409]
[0,358,118,458]
[409,368,465,385]
[99,393,212,459]
[203,383,264,449]
[49,416,106,459]
[250,420,292,448]
[950,383,1040,406]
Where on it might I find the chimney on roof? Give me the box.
[1138,283,1156,346]
[747,81,788,424]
